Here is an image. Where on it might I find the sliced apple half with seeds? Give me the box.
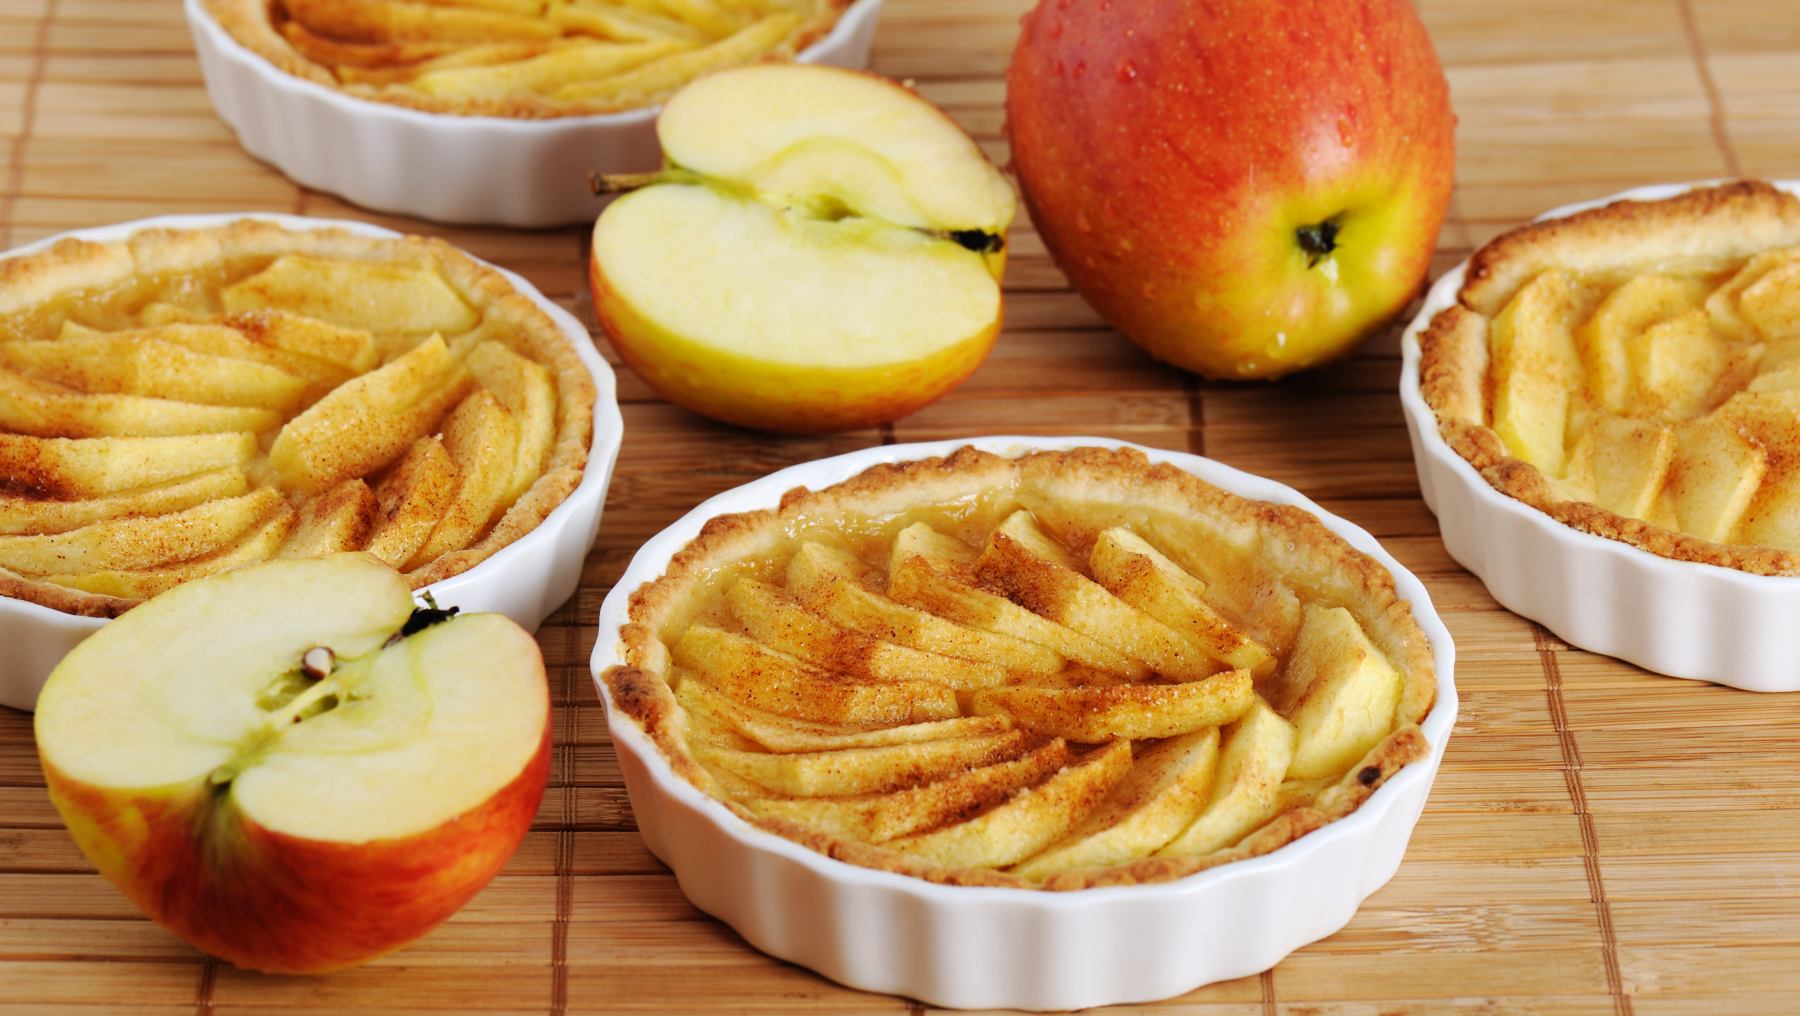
[33,554,551,973]
[589,63,1015,433]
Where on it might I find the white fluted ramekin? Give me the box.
[590,436,1457,1010]
[184,0,885,227]
[1401,180,1800,691]
[0,213,624,712]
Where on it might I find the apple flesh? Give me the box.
[34,554,550,973]
[589,63,1015,433]
[1006,0,1455,379]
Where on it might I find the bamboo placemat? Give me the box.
[5,1,1800,1012]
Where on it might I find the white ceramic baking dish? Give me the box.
[589,435,1457,1010]
[0,212,624,712]
[184,0,885,227]
[1400,179,1800,692]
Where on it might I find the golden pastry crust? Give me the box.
[202,0,852,120]
[0,218,597,616]
[1418,181,1800,575]
[601,445,1438,890]
[1459,180,1800,316]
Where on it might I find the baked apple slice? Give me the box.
[222,253,478,336]
[269,334,471,494]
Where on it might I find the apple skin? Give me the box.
[589,252,1002,434]
[1006,0,1455,379]
[40,709,550,974]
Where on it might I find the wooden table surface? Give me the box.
[6,1,1800,1013]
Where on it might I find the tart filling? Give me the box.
[1419,180,1800,574]
[603,446,1436,889]
[204,0,852,119]
[0,219,596,616]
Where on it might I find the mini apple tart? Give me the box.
[1419,180,1800,573]
[0,219,595,616]
[203,0,852,118]
[602,446,1436,889]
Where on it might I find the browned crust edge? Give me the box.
[1418,180,1800,576]
[1460,179,1800,315]
[0,218,598,617]
[600,445,1440,891]
[201,0,854,120]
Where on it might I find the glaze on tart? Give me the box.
[602,446,1435,890]
[0,219,595,616]
[204,0,852,119]
[1420,180,1800,574]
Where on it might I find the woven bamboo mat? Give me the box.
[4,0,1800,1012]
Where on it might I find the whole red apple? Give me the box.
[34,555,551,973]
[1006,0,1455,379]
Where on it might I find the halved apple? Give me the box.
[34,554,551,972]
[589,63,1015,432]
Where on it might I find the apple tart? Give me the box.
[204,0,852,119]
[1419,180,1800,574]
[0,219,595,617]
[602,446,1436,889]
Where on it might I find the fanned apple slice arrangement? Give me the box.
[0,237,583,609]
[589,63,1016,432]
[1470,250,1800,549]
[33,555,551,973]
[660,507,1416,887]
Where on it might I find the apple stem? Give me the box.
[589,168,705,196]
[1296,217,1342,268]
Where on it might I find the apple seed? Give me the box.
[301,646,335,681]
[946,229,1006,254]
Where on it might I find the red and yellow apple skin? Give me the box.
[1006,0,1455,379]
[589,254,1002,434]
[41,723,550,974]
